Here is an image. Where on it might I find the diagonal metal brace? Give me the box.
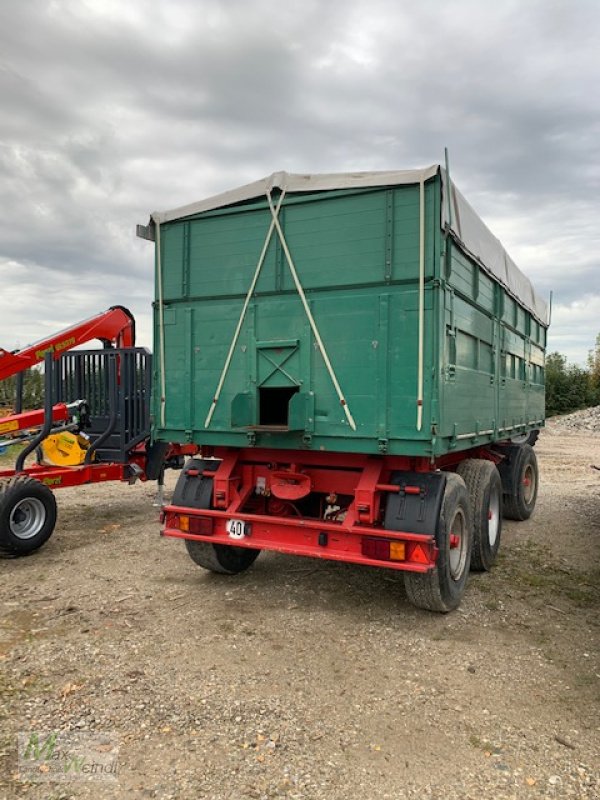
[204,191,286,428]
[266,191,357,431]
[204,188,358,432]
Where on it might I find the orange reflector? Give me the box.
[389,541,406,561]
[410,543,430,564]
[179,515,190,532]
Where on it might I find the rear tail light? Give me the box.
[188,516,214,535]
[362,537,434,565]
[171,514,214,536]
[362,537,390,560]
[361,537,406,562]
[405,541,431,564]
[389,541,406,561]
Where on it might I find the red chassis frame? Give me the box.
[161,446,498,574]
[0,444,197,489]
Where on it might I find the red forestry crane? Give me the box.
[0,305,135,382]
[0,306,195,557]
[0,306,136,439]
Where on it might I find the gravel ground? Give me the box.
[0,426,598,799]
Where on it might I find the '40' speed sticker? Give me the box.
[227,519,248,539]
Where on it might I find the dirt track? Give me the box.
[1,426,599,799]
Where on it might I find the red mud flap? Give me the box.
[161,506,438,573]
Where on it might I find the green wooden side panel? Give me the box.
[438,240,545,447]
[156,284,435,454]
[153,175,546,456]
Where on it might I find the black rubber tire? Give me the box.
[185,540,261,574]
[403,473,472,613]
[500,444,539,521]
[174,460,261,575]
[510,430,540,447]
[456,459,503,571]
[0,476,58,556]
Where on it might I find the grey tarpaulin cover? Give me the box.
[148,166,548,325]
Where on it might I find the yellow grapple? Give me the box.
[40,431,93,467]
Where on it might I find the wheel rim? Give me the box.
[487,484,500,546]
[448,508,468,580]
[522,464,536,505]
[9,497,46,540]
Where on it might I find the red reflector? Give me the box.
[361,537,391,561]
[407,542,430,564]
[404,485,421,495]
[188,516,214,535]
[186,469,200,477]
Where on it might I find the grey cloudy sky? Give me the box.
[1,0,599,363]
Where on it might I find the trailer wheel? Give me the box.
[403,473,472,613]
[511,430,539,446]
[185,540,260,574]
[0,476,57,556]
[499,444,539,521]
[456,459,502,571]
[173,459,261,575]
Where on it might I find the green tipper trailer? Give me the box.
[139,164,548,612]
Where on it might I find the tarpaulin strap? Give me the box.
[156,221,167,429]
[204,191,286,429]
[417,176,425,432]
[266,190,357,432]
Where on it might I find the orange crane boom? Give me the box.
[0,305,135,382]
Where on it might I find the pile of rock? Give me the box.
[548,405,600,434]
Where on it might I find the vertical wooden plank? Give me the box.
[301,302,312,395]
[248,302,256,395]
[384,189,394,282]
[493,316,499,435]
[183,307,193,430]
[472,263,480,300]
[377,294,390,437]
[275,207,284,293]
[182,222,190,298]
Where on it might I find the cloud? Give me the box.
[549,294,600,364]
[0,0,599,366]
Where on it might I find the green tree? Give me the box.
[22,368,43,408]
[546,343,599,416]
[0,367,45,411]
[545,352,570,415]
[587,333,600,395]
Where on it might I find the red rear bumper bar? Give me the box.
[162,504,438,573]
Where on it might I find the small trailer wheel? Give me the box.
[456,459,503,571]
[498,444,539,521]
[185,540,260,574]
[403,473,472,613]
[0,476,58,556]
[173,459,261,575]
[510,430,539,447]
